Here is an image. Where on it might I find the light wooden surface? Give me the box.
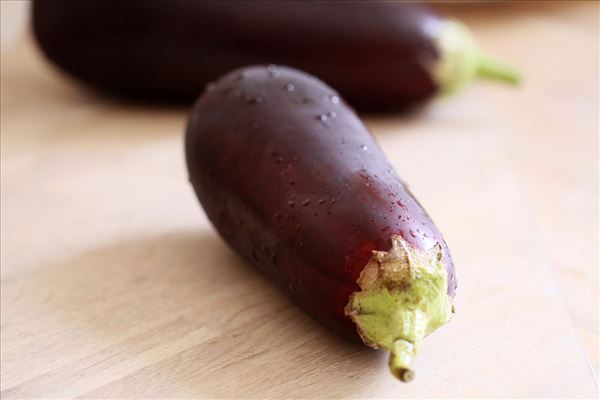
[1,2,598,398]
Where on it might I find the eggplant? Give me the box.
[33,1,518,111]
[185,65,457,381]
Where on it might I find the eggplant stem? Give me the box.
[434,19,522,92]
[477,54,521,85]
[388,338,417,382]
[345,235,453,383]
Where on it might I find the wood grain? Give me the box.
[1,2,598,398]
[451,1,599,377]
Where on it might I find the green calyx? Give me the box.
[345,235,453,382]
[433,19,521,94]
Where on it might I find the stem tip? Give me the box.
[395,368,415,382]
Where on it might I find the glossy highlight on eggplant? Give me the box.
[33,1,518,111]
[185,65,457,380]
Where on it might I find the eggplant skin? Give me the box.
[32,1,440,110]
[185,65,456,338]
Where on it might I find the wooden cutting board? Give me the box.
[1,2,597,398]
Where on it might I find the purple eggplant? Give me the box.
[33,1,518,110]
[185,65,457,381]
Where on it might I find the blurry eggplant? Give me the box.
[33,1,519,110]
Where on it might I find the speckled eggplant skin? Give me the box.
[185,66,456,339]
[32,1,441,110]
